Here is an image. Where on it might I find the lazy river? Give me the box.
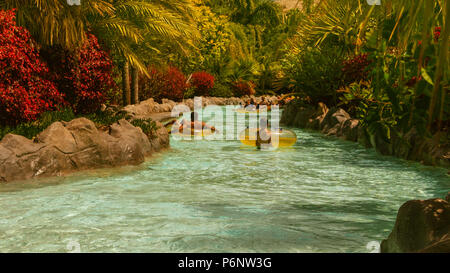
[0,107,448,252]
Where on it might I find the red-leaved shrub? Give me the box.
[232,80,256,97]
[139,68,165,102]
[140,66,188,102]
[0,9,64,126]
[43,34,116,114]
[191,71,215,96]
[341,53,371,86]
[162,67,188,101]
[434,26,441,42]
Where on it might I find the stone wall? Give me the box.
[0,118,169,183]
[0,96,279,183]
[280,102,450,168]
[121,96,280,120]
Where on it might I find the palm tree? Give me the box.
[1,0,114,48]
[299,0,448,135]
[206,0,281,27]
[2,0,198,106]
[91,0,198,105]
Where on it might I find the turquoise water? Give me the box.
[0,108,448,252]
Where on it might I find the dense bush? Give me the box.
[139,67,166,102]
[162,67,188,101]
[281,46,344,105]
[0,107,134,141]
[131,118,158,139]
[434,26,441,42]
[0,9,64,126]
[210,82,234,97]
[232,80,256,97]
[341,53,371,86]
[191,71,215,96]
[140,66,188,102]
[43,34,116,114]
[0,108,75,140]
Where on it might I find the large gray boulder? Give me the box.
[339,119,359,141]
[381,195,450,253]
[321,107,351,134]
[0,117,169,183]
[306,102,329,130]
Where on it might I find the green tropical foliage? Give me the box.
[0,0,448,149]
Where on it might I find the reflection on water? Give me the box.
[0,108,448,252]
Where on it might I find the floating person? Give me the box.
[239,119,298,148]
[255,117,272,149]
[178,111,217,135]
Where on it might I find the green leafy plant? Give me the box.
[131,118,159,139]
[280,46,345,105]
[0,108,76,140]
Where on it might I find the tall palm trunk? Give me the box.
[131,66,139,104]
[436,0,450,133]
[427,0,449,132]
[122,61,131,106]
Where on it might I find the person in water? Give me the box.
[255,117,271,149]
[178,112,216,134]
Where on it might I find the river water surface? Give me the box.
[0,107,448,252]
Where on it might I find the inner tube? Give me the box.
[173,128,216,137]
[239,128,297,147]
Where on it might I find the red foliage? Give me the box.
[139,67,166,102]
[232,80,256,97]
[405,76,422,88]
[191,71,215,96]
[0,9,64,126]
[434,26,441,42]
[341,53,372,86]
[161,67,188,101]
[46,34,116,114]
[140,66,188,102]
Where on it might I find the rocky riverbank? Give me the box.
[0,118,169,183]
[280,102,450,168]
[381,193,450,253]
[0,96,278,183]
[280,102,450,253]
[118,96,280,121]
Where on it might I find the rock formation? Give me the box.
[381,195,450,253]
[280,102,449,168]
[0,118,169,182]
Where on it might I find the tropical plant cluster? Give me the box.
[0,0,448,149]
[281,0,449,147]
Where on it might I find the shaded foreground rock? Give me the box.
[381,195,450,253]
[0,118,169,183]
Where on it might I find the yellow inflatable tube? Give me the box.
[239,128,297,147]
[173,128,216,137]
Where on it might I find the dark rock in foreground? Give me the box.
[381,194,450,253]
[0,118,169,183]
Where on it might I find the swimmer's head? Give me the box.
[259,117,268,129]
[191,111,199,122]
